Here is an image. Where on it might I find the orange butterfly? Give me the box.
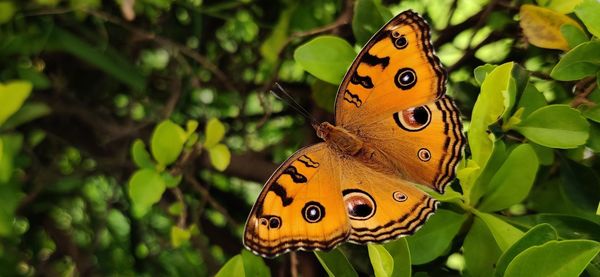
[244,10,465,257]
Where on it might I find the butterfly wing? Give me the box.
[334,10,464,193]
[335,10,446,124]
[243,143,350,257]
[338,157,438,243]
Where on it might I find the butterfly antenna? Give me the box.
[270,83,319,126]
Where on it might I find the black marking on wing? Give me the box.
[361,52,390,69]
[298,155,319,168]
[344,90,362,107]
[283,166,307,183]
[269,183,293,207]
[350,72,374,89]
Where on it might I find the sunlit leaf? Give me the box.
[208,144,231,171]
[368,244,394,277]
[131,139,155,169]
[353,0,388,46]
[463,217,502,276]
[504,240,600,277]
[514,105,589,148]
[550,41,600,81]
[151,120,186,166]
[0,102,51,130]
[170,226,191,248]
[216,254,244,277]
[495,224,558,277]
[204,118,226,148]
[294,36,356,85]
[128,168,166,218]
[384,238,411,277]
[574,0,600,38]
[560,24,589,49]
[478,144,539,212]
[241,250,271,277]
[0,80,33,126]
[475,211,524,251]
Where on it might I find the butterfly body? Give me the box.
[244,10,465,258]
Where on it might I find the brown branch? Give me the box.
[571,76,598,107]
[86,10,241,94]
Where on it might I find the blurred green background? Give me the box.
[1,0,599,276]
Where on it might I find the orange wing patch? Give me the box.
[335,10,446,126]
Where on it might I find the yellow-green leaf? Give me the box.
[0,80,33,126]
[204,118,226,148]
[208,144,231,171]
[170,226,191,248]
[151,120,186,166]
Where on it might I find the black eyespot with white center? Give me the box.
[418,148,431,162]
[302,201,325,223]
[259,215,282,229]
[395,68,417,90]
[393,191,408,202]
[391,30,408,49]
[343,189,376,221]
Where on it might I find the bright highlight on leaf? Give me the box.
[0,80,33,126]
[128,168,166,218]
[204,118,226,148]
[519,4,583,51]
[151,120,187,166]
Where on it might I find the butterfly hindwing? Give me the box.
[338,158,438,243]
[243,143,351,257]
[335,10,446,125]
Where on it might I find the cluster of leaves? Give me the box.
[219,0,600,276]
[1,0,600,275]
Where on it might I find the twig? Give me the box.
[290,252,299,277]
[170,187,187,228]
[184,173,240,227]
[571,76,598,107]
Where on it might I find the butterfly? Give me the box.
[244,10,465,258]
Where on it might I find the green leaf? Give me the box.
[208,144,231,171]
[468,139,507,205]
[478,144,540,212]
[0,102,51,130]
[503,213,600,241]
[368,244,394,277]
[47,28,146,91]
[582,105,600,123]
[561,24,589,49]
[204,118,226,148]
[0,185,23,236]
[463,217,503,276]
[530,142,554,165]
[574,0,600,38]
[475,211,524,251]
[406,209,468,265]
[186,120,199,137]
[516,82,547,119]
[161,172,182,188]
[559,156,600,211]
[260,7,292,63]
[151,120,186,166]
[170,226,191,248]
[0,134,23,183]
[294,36,356,85]
[0,80,33,126]
[352,0,388,46]
[241,250,271,277]
[311,79,337,113]
[0,2,16,24]
[588,122,600,152]
[473,64,497,86]
[216,254,244,277]
[384,238,411,277]
[514,105,589,148]
[128,169,166,218]
[505,240,600,277]
[545,0,583,14]
[495,224,558,277]
[315,249,358,277]
[550,41,600,81]
[469,62,514,169]
[131,139,155,169]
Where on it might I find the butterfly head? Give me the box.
[314,121,334,140]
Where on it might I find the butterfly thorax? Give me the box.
[316,122,363,155]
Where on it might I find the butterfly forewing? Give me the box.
[243,143,351,257]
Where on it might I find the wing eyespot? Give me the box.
[394,68,417,90]
[392,191,408,202]
[393,106,431,132]
[343,189,376,221]
[417,148,431,162]
[302,201,325,223]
